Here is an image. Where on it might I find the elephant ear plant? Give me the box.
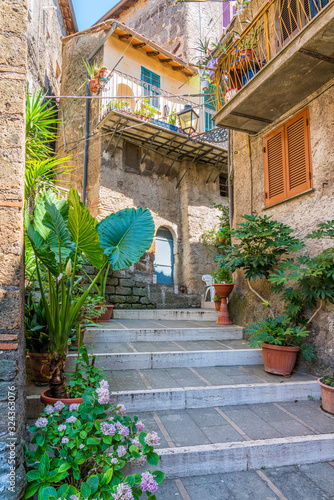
[25,188,155,398]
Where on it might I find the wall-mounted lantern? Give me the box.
[177,104,199,134]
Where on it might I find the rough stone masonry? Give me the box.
[0,0,27,497]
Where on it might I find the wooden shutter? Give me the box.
[264,126,286,206]
[285,108,312,197]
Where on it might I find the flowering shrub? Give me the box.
[24,380,164,500]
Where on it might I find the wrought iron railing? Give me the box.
[213,0,331,109]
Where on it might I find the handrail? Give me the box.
[214,0,331,109]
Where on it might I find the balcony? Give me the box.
[97,70,228,181]
[213,0,334,134]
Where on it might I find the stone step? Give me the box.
[85,319,243,343]
[66,348,263,370]
[113,308,218,322]
[27,375,320,417]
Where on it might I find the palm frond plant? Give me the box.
[25,188,155,398]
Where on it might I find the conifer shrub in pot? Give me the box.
[25,188,155,401]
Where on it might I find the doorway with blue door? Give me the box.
[154,227,174,285]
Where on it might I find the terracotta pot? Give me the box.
[218,236,224,243]
[262,343,299,377]
[94,304,114,322]
[28,352,50,384]
[40,389,83,407]
[318,378,334,415]
[214,299,221,312]
[213,283,235,325]
[89,79,98,93]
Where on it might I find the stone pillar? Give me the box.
[0,1,28,498]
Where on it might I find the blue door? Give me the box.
[154,228,174,285]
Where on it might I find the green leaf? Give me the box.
[26,470,41,481]
[25,213,59,276]
[87,436,100,445]
[38,485,57,500]
[39,452,50,476]
[153,470,165,483]
[67,188,104,268]
[43,197,76,253]
[80,482,91,498]
[87,475,99,494]
[103,467,114,485]
[24,482,40,498]
[56,484,70,499]
[97,207,155,270]
[147,451,159,466]
[35,433,45,447]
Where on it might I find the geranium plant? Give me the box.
[25,378,164,500]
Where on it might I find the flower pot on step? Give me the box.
[214,299,221,312]
[213,283,235,325]
[262,343,299,377]
[91,304,114,322]
[40,389,83,407]
[28,352,50,385]
[318,378,334,414]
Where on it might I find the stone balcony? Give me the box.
[213,0,334,134]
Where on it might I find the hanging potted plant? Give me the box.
[98,64,109,83]
[25,188,155,403]
[317,375,334,414]
[81,59,100,94]
[25,294,50,385]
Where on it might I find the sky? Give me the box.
[72,0,120,31]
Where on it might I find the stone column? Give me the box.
[0,1,28,498]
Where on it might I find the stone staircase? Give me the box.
[26,309,334,499]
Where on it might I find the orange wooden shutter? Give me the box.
[285,108,312,198]
[263,126,286,206]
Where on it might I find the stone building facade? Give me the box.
[97,0,224,64]
[58,22,228,305]
[0,1,28,497]
[214,0,334,373]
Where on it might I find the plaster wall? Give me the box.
[27,0,67,95]
[59,31,227,297]
[229,82,334,374]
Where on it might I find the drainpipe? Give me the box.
[228,129,234,227]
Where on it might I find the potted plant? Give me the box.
[98,64,109,83]
[25,294,50,385]
[246,315,315,377]
[83,265,114,322]
[81,59,100,94]
[318,375,334,415]
[25,350,165,499]
[25,188,155,401]
[213,293,221,311]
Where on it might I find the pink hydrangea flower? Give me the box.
[65,416,77,424]
[116,404,126,416]
[144,431,159,446]
[117,445,127,457]
[35,417,48,428]
[111,457,118,465]
[54,401,65,412]
[119,425,129,437]
[101,422,116,436]
[70,496,80,500]
[79,444,85,449]
[130,455,146,467]
[44,405,54,415]
[96,386,109,405]
[99,379,109,390]
[135,420,145,432]
[69,403,80,411]
[140,472,158,493]
[111,482,134,500]
[61,437,69,444]
[131,437,140,447]
[58,424,66,432]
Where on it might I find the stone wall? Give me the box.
[114,0,223,63]
[27,0,67,95]
[229,81,334,374]
[0,1,27,497]
[58,30,228,299]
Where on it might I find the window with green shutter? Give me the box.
[141,67,161,110]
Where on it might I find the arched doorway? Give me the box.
[154,227,174,285]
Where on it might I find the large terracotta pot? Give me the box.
[40,389,83,407]
[262,343,299,377]
[28,352,50,385]
[213,283,235,325]
[318,378,334,415]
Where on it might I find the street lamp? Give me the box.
[177,104,199,134]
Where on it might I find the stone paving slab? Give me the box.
[128,401,333,449]
[157,464,334,500]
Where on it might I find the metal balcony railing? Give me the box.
[213,0,331,109]
[99,70,214,130]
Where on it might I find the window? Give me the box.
[263,107,312,207]
[141,67,161,109]
[204,85,216,132]
[219,173,228,197]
